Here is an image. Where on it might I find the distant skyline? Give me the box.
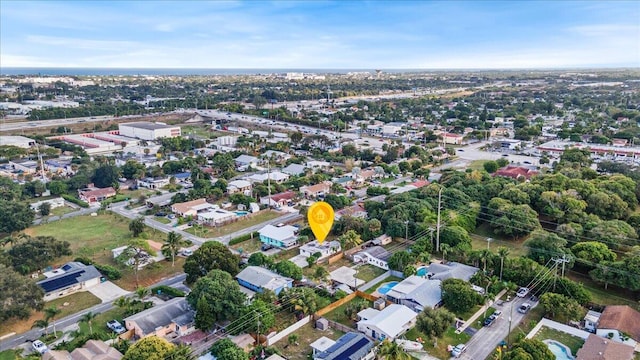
[1,1,639,70]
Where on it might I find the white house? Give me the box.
[197,207,236,226]
[246,171,290,184]
[299,240,341,260]
[258,224,298,249]
[30,197,65,212]
[353,246,391,270]
[385,276,443,312]
[235,155,260,169]
[227,179,252,195]
[37,262,102,301]
[282,163,307,176]
[137,177,170,189]
[357,304,417,341]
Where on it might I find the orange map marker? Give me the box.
[308,201,334,244]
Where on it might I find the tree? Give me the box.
[194,295,216,331]
[505,339,554,360]
[129,217,145,238]
[0,200,35,235]
[32,318,50,336]
[47,180,68,196]
[416,307,456,340]
[186,270,246,329]
[290,131,303,145]
[121,160,146,180]
[0,176,22,201]
[211,339,249,360]
[44,305,62,337]
[7,235,72,274]
[338,230,363,251]
[38,202,51,216]
[248,252,274,268]
[497,246,510,281]
[560,148,592,167]
[184,241,240,283]
[116,239,154,288]
[314,266,330,282]
[525,230,571,265]
[441,278,483,314]
[539,293,582,321]
[162,231,189,267]
[377,340,412,360]
[483,160,498,173]
[122,336,175,360]
[439,226,472,251]
[0,265,44,321]
[571,242,616,268]
[388,251,414,272]
[92,165,121,188]
[80,311,97,335]
[252,95,267,110]
[440,243,452,262]
[275,260,303,280]
[237,299,275,334]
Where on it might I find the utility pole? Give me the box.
[405,220,409,242]
[436,187,443,252]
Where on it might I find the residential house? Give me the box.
[258,224,298,249]
[493,166,539,181]
[299,240,341,260]
[171,198,213,217]
[306,160,331,171]
[311,337,337,358]
[357,304,417,341]
[37,262,102,301]
[78,185,116,204]
[584,310,602,333]
[385,276,443,312]
[353,246,392,270]
[576,334,635,360]
[124,297,195,339]
[263,150,291,163]
[235,154,260,169]
[260,191,296,208]
[300,181,332,199]
[426,262,479,282]
[197,206,236,226]
[441,133,464,145]
[227,179,252,195]
[137,177,170,189]
[236,266,293,295]
[335,203,367,220]
[596,305,640,349]
[282,163,307,176]
[246,171,290,184]
[314,332,375,360]
[43,340,123,360]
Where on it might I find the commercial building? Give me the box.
[0,135,36,148]
[118,122,181,141]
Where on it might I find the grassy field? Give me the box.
[468,160,489,171]
[0,350,19,360]
[323,299,373,327]
[533,326,585,356]
[184,210,282,238]
[48,206,77,218]
[405,326,472,359]
[154,216,172,224]
[113,257,186,291]
[229,238,262,255]
[272,323,344,360]
[355,264,387,282]
[470,225,528,257]
[0,291,101,337]
[566,270,640,310]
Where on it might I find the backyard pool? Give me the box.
[544,340,574,360]
[235,211,249,216]
[416,266,429,277]
[377,281,399,295]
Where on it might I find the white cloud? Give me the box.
[26,35,139,51]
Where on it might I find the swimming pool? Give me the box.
[545,340,574,360]
[416,266,429,277]
[235,211,249,216]
[377,281,399,295]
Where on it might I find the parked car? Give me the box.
[451,344,467,358]
[261,244,274,251]
[516,287,530,298]
[181,249,194,257]
[155,212,167,217]
[518,303,532,314]
[107,320,126,334]
[32,340,48,354]
[483,310,503,326]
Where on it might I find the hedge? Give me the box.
[229,231,259,245]
[151,285,185,298]
[62,194,89,208]
[94,264,122,280]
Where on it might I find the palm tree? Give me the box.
[480,249,493,272]
[32,318,50,336]
[339,230,363,253]
[377,340,412,360]
[497,246,510,281]
[80,311,97,335]
[135,286,151,301]
[162,231,189,267]
[440,243,452,263]
[44,306,62,337]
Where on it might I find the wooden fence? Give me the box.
[314,291,382,317]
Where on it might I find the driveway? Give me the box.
[88,281,130,303]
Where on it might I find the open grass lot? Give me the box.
[468,159,489,171]
[0,350,20,360]
[229,238,262,255]
[272,323,344,360]
[323,299,373,327]
[566,270,640,310]
[48,205,77,218]
[355,264,386,282]
[184,210,282,238]
[405,326,472,359]
[470,226,528,257]
[24,213,135,265]
[533,326,585,356]
[364,276,403,294]
[113,257,186,291]
[0,291,101,338]
[454,304,483,322]
[272,248,300,263]
[154,216,172,224]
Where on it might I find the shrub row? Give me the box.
[62,194,89,208]
[151,285,185,298]
[73,257,122,280]
[229,231,259,245]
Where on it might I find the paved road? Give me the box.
[458,297,538,360]
[0,115,126,132]
[0,273,187,352]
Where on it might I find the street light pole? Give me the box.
[487,237,493,250]
[435,187,443,252]
[404,220,409,242]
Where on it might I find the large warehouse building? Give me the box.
[118,122,181,141]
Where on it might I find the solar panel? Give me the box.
[38,270,86,293]
[62,264,73,271]
[331,337,371,360]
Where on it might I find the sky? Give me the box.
[1,0,639,69]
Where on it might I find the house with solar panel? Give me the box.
[37,262,102,301]
[313,332,375,360]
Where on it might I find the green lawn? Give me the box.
[184,210,282,238]
[405,326,472,359]
[468,160,489,170]
[364,276,403,294]
[229,238,262,255]
[566,270,640,310]
[355,264,387,282]
[453,304,482,322]
[0,350,20,360]
[323,299,373,327]
[48,206,77,217]
[533,326,585,356]
[469,226,528,257]
[272,323,344,360]
[154,217,171,224]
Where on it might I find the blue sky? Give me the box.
[1,1,639,69]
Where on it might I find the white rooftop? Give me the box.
[357,304,417,339]
[310,337,336,353]
[258,224,297,241]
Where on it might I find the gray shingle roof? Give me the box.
[429,262,478,281]
[37,262,101,294]
[124,298,193,335]
[236,266,293,291]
